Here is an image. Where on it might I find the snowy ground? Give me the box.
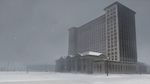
[0,72,149,84]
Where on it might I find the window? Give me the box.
[111,38,113,41]
[114,29,117,32]
[112,58,114,60]
[114,36,117,40]
[111,31,113,33]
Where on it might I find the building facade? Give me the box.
[68,15,106,56]
[56,2,139,74]
[68,2,137,63]
[56,52,137,74]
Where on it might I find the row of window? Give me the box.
[107,7,117,41]
[106,7,118,58]
[107,7,116,17]
[111,56,118,61]
[108,51,117,55]
[107,6,116,12]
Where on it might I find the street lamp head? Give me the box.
[104,56,110,61]
[106,57,110,60]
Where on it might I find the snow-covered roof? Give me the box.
[80,51,103,56]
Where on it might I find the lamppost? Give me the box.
[105,57,109,76]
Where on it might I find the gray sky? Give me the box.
[0,0,149,65]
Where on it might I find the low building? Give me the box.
[56,51,137,74]
[136,62,147,74]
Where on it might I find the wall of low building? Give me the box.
[55,56,138,74]
[92,61,137,74]
[107,62,137,74]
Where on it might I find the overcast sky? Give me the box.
[0,0,149,65]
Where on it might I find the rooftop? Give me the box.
[104,1,136,14]
[80,51,103,56]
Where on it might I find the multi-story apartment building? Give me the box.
[68,1,137,63]
[56,1,139,74]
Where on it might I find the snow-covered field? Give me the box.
[0,72,149,84]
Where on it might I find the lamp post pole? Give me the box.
[106,60,108,76]
[105,57,109,76]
